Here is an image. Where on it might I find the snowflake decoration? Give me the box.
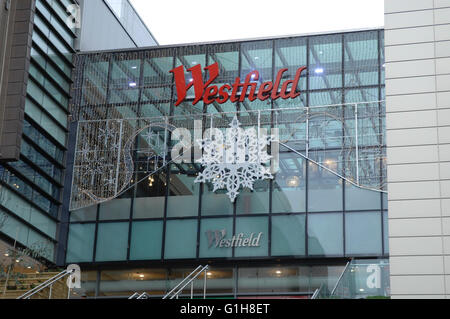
[195,115,276,202]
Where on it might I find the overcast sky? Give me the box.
[129,0,384,45]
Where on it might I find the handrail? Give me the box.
[170,265,208,300]
[163,265,208,300]
[330,260,352,296]
[17,269,75,299]
[128,292,140,299]
[311,284,324,299]
[162,265,203,299]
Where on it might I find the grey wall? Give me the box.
[0,0,35,161]
[385,0,450,299]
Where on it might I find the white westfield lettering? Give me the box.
[206,230,263,248]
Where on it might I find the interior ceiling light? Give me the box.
[286,176,300,187]
[314,68,324,74]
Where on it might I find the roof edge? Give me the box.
[77,26,384,55]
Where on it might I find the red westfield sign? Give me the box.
[170,63,307,106]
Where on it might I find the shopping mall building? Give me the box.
[0,0,449,299]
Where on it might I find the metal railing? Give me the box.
[163,265,209,300]
[330,260,351,296]
[129,292,151,299]
[16,269,75,299]
[311,284,324,299]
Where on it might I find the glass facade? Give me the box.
[0,0,77,263]
[66,29,386,297]
[79,264,347,298]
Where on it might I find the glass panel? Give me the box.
[238,266,311,294]
[199,218,233,258]
[99,268,167,297]
[236,180,269,215]
[129,220,163,260]
[70,205,97,222]
[234,217,268,257]
[309,90,342,106]
[201,182,234,216]
[345,182,381,211]
[344,31,379,87]
[66,223,95,263]
[308,213,344,256]
[174,46,207,107]
[310,265,345,292]
[241,40,273,83]
[271,215,306,256]
[80,270,97,297]
[209,43,239,110]
[29,207,57,239]
[272,152,306,213]
[164,219,197,259]
[202,268,234,294]
[133,170,166,219]
[308,156,343,212]
[345,212,382,255]
[309,34,343,90]
[274,37,307,97]
[99,197,131,220]
[166,164,200,217]
[95,222,129,262]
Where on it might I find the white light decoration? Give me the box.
[195,115,275,202]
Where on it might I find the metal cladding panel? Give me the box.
[0,0,35,161]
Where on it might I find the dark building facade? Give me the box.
[0,0,157,278]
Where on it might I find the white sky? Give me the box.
[129,0,385,45]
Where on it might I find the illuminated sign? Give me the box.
[170,62,307,106]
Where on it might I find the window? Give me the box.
[308,213,343,256]
[66,223,95,263]
[129,221,163,260]
[272,215,306,256]
[345,212,382,255]
[164,219,197,259]
[95,222,129,261]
